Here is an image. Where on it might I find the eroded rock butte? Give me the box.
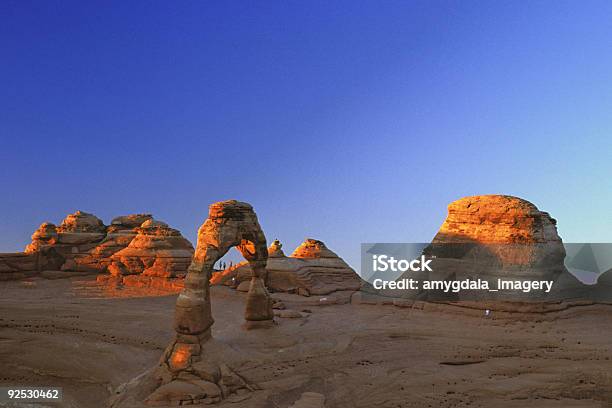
[0,211,194,284]
[423,195,582,299]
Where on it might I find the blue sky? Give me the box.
[1,1,611,268]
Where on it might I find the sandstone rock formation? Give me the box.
[110,200,273,407]
[422,195,580,300]
[429,195,565,266]
[212,238,362,295]
[292,238,340,258]
[108,220,193,279]
[0,253,40,280]
[268,239,285,257]
[25,222,58,253]
[58,210,106,233]
[176,200,273,333]
[84,214,154,274]
[110,214,153,231]
[23,212,108,273]
[1,211,193,283]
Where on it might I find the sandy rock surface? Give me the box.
[1,276,611,407]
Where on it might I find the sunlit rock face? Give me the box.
[25,222,58,253]
[212,238,362,296]
[423,195,577,299]
[24,211,108,273]
[428,195,565,269]
[84,214,154,272]
[58,210,106,233]
[267,239,285,257]
[437,195,561,242]
[55,210,107,246]
[6,211,193,282]
[430,195,565,268]
[109,219,194,278]
[291,238,342,258]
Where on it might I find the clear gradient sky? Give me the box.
[1,1,611,269]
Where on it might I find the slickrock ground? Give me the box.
[1,276,611,408]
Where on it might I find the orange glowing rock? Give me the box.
[434,195,561,245]
[410,194,575,303]
[429,195,566,268]
[169,343,199,371]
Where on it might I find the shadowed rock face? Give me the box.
[109,214,153,231]
[111,200,272,407]
[594,268,612,301]
[0,253,40,280]
[212,238,362,296]
[598,269,612,286]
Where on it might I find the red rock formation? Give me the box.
[85,215,154,274]
[109,219,194,279]
[420,195,575,301]
[111,200,272,407]
[212,238,362,295]
[267,239,285,257]
[109,214,153,231]
[429,195,566,269]
[58,210,105,233]
[435,195,561,244]
[25,222,58,253]
[291,238,341,258]
[1,211,192,282]
[24,212,107,273]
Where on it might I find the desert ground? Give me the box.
[1,275,611,408]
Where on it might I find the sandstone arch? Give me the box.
[111,200,274,407]
[175,199,274,338]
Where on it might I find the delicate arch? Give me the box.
[175,200,273,336]
[111,201,273,407]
